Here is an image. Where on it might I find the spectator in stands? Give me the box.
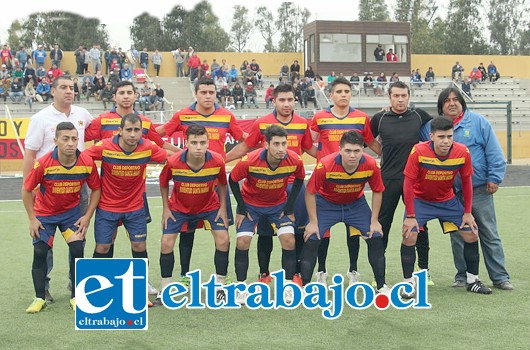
[221,59,229,73]
[152,49,162,78]
[0,78,8,102]
[139,81,152,108]
[24,62,37,87]
[46,63,64,82]
[227,65,238,83]
[9,77,24,103]
[255,69,264,89]
[478,63,487,83]
[425,67,435,87]
[462,77,472,98]
[386,48,398,62]
[279,63,289,82]
[154,83,165,110]
[49,44,64,68]
[103,47,112,75]
[89,44,102,74]
[16,46,29,70]
[32,44,47,69]
[215,75,225,92]
[469,67,482,88]
[201,68,209,80]
[81,78,96,101]
[100,82,114,109]
[73,77,80,101]
[232,82,245,109]
[293,82,304,107]
[363,72,374,95]
[243,66,256,86]
[146,90,161,111]
[108,67,121,89]
[185,47,194,76]
[375,72,388,95]
[129,45,139,68]
[265,84,274,109]
[210,59,220,72]
[240,60,249,75]
[374,44,385,61]
[1,44,12,69]
[249,59,260,74]
[410,69,423,88]
[36,66,46,82]
[245,81,258,108]
[120,63,133,82]
[140,48,149,70]
[389,71,400,83]
[304,84,319,109]
[0,64,10,80]
[212,67,227,83]
[94,76,106,98]
[36,79,51,102]
[24,80,36,111]
[452,61,464,81]
[201,59,210,73]
[83,47,91,73]
[173,48,185,77]
[218,83,234,107]
[487,61,500,83]
[187,51,201,82]
[290,60,301,82]
[350,72,361,93]
[304,65,315,81]
[12,66,24,82]
[74,46,85,75]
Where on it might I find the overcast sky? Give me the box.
[0,0,447,51]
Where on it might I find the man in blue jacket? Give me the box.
[422,87,512,290]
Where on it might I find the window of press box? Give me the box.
[319,33,362,63]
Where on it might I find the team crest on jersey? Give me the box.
[463,129,470,137]
[78,121,84,127]
[316,162,323,169]
[33,161,40,169]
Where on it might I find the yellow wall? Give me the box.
[411,54,530,78]
[40,52,530,78]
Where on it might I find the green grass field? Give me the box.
[1,187,528,349]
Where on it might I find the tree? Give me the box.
[7,20,23,50]
[255,6,277,52]
[130,12,164,51]
[160,5,188,51]
[180,1,229,51]
[488,0,529,55]
[394,0,440,54]
[229,5,253,52]
[11,12,108,50]
[359,0,390,21]
[443,0,490,55]
[275,2,311,52]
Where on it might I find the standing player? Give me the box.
[84,113,167,304]
[370,81,433,284]
[226,83,316,285]
[156,77,246,285]
[23,75,93,302]
[22,122,101,313]
[156,125,229,304]
[310,77,381,285]
[229,125,305,304]
[301,131,389,292]
[401,116,491,296]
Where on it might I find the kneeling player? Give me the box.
[22,122,101,313]
[156,125,230,304]
[229,125,305,304]
[401,116,491,296]
[301,131,389,292]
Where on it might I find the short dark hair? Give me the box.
[431,116,454,133]
[330,77,351,91]
[264,124,288,143]
[51,75,72,89]
[388,81,410,96]
[186,124,208,139]
[273,83,294,98]
[115,80,136,93]
[120,113,142,128]
[55,121,77,138]
[340,130,364,148]
[437,87,467,116]
[194,77,215,92]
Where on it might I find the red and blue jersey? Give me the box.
[404,141,473,202]
[24,148,101,216]
[84,135,167,212]
[163,102,244,158]
[307,152,384,204]
[310,107,374,160]
[230,148,305,207]
[160,150,227,214]
[244,111,313,155]
[84,109,165,147]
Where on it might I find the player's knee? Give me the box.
[131,241,146,252]
[402,235,417,246]
[214,233,230,251]
[161,234,178,253]
[236,236,252,250]
[279,233,295,250]
[460,231,478,243]
[33,241,49,263]
[68,240,84,258]
[95,244,110,254]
